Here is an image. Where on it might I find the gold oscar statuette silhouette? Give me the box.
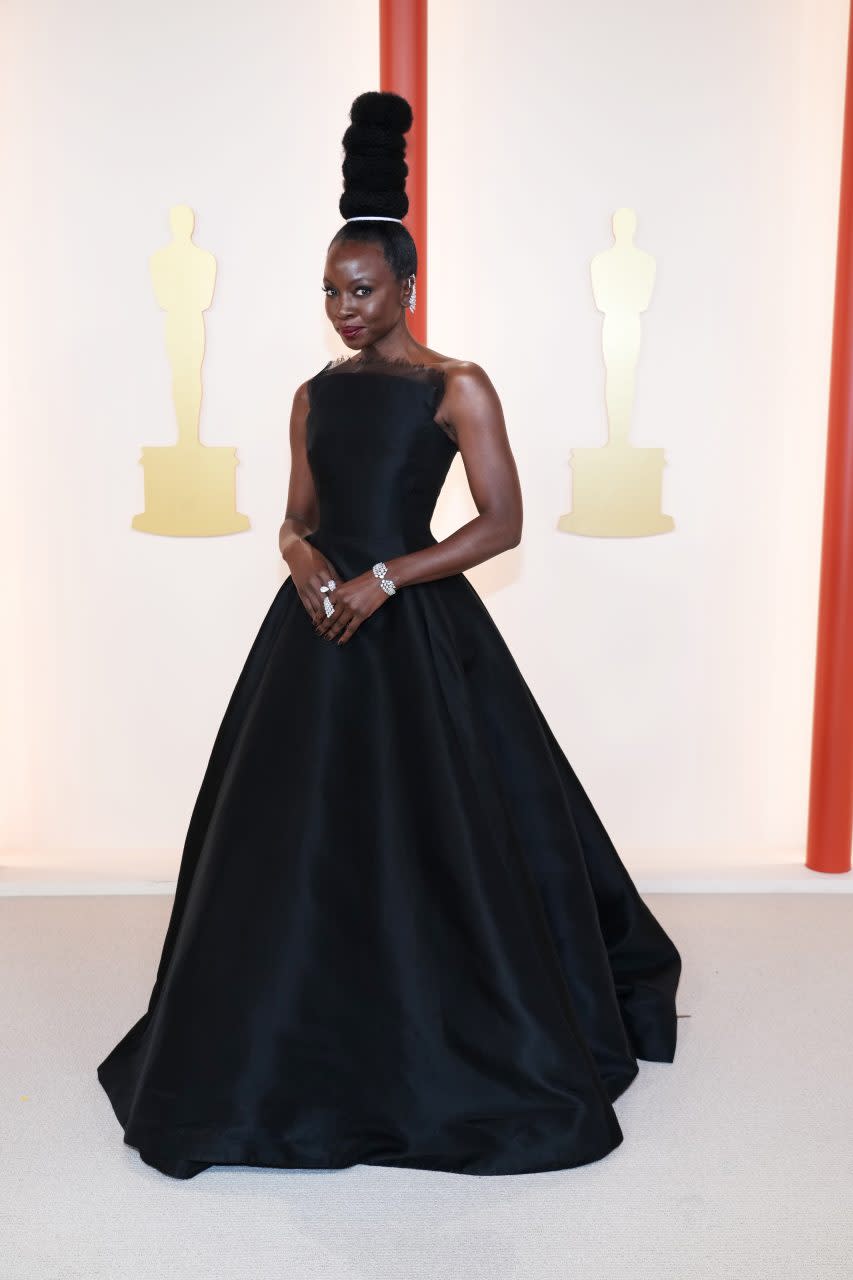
[132,204,250,535]
[557,207,674,537]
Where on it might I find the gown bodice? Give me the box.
[304,355,458,568]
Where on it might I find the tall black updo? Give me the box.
[328,90,418,283]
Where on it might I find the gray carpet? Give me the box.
[2,893,851,1279]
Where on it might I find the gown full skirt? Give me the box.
[97,355,682,1178]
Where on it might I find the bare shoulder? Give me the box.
[289,379,311,438]
[432,358,495,394]
[292,376,312,408]
[429,362,505,455]
[434,359,501,424]
[438,359,499,403]
[432,357,491,381]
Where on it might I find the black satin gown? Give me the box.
[97,354,682,1179]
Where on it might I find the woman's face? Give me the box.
[322,240,408,348]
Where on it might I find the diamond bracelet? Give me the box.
[372,561,397,595]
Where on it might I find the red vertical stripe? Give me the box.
[379,0,428,343]
[806,3,853,873]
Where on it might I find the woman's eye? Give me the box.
[321,286,371,296]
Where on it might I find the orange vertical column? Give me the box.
[806,1,853,874]
[379,0,428,344]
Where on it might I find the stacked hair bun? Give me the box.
[339,90,414,221]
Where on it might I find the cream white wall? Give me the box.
[1,0,848,875]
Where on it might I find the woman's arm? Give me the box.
[383,362,523,589]
[278,381,319,567]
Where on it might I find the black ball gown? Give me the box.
[97,354,682,1179]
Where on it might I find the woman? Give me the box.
[97,90,682,1179]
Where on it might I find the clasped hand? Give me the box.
[290,544,393,645]
[313,568,391,645]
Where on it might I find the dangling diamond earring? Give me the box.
[407,275,416,314]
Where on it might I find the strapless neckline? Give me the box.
[322,354,450,376]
